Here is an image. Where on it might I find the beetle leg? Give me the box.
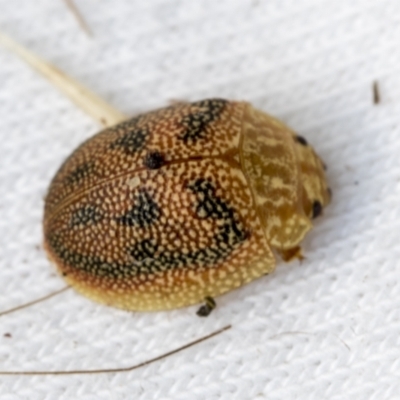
[196,296,216,317]
[277,246,304,263]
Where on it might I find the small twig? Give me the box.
[64,0,93,37]
[373,80,380,104]
[0,324,231,375]
[0,286,70,317]
[0,31,126,127]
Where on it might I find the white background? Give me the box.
[0,1,399,399]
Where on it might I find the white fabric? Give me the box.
[0,0,399,399]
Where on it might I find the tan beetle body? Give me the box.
[43,99,330,312]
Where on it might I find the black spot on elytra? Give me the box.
[46,179,248,279]
[312,200,322,219]
[188,178,230,219]
[116,190,160,228]
[128,178,248,272]
[110,121,148,155]
[65,162,92,185]
[143,151,165,169]
[295,135,308,146]
[70,206,103,227]
[187,178,247,236]
[188,178,248,243]
[130,239,158,262]
[46,234,135,278]
[178,99,228,144]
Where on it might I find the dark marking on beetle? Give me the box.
[47,232,148,279]
[129,217,247,273]
[65,162,93,185]
[189,178,230,219]
[116,190,161,228]
[312,200,322,219]
[48,221,247,279]
[130,239,158,262]
[373,81,380,104]
[295,135,308,146]
[46,179,248,279]
[45,235,129,279]
[110,123,148,155]
[70,206,103,227]
[127,179,248,272]
[187,178,248,241]
[178,99,228,144]
[143,151,165,169]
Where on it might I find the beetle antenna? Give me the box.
[0,324,231,375]
[0,31,126,127]
[0,286,70,317]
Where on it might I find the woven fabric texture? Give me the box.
[0,1,399,399]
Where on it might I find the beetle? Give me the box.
[0,31,330,377]
[43,98,330,316]
[0,31,330,317]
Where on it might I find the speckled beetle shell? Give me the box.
[43,99,330,311]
